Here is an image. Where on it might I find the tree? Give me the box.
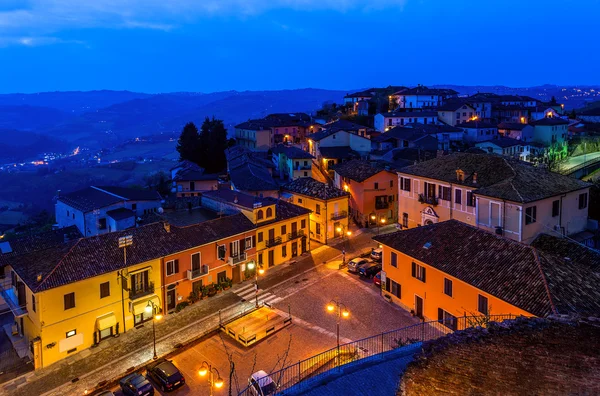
[570,109,577,119]
[176,122,200,163]
[197,117,229,173]
[550,96,557,105]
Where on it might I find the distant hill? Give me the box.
[0,90,153,113]
[0,129,68,162]
[0,105,73,131]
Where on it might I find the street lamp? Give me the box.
[326,298,350,365]
[145,300,162,360]
[336,226,352,264]
[199,361,224,396]
[370,214,387,235]
[246,261,265,308]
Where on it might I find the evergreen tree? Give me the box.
[550,96,557,105]
[570,109,577,119]
[197,117,229,173]
[176,122,200,163]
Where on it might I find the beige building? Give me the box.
[437,102,477,126]
[397,153,591,244]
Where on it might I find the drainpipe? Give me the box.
[325,202,328,245]
[449,183,454,220]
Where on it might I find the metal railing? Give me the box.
[228,252,247,266]
[129,282,155,300]
[418,193,438,206]
[187,267,208,280]
[330,211,347,221]
[287,230,305,241]
[265,237,283,248]
[375,201,389,210]
[238,314,518,395]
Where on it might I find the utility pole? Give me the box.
[118,235,133,333]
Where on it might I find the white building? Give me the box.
[392,86,458,109]
[374,111,438,132]
[56,186,162,237]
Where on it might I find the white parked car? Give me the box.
[248,371,277,396]
[347,257,370,273]
[371,247,383,262]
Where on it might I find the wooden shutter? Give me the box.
[252,235,256,247]
[174,259,179,273]
[438,308,443,321]
[229,242,233,254]
[422,267,426,282]
[240,239,246,252]
[411,262,416,277]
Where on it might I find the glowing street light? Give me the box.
[326,298,350,364]
[246,261,264,308]
[199,361,224,396]
[145,300,161,360]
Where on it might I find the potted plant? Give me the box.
[200,286,209,300]
[222,278,232,290]
[188,290,199,304]
[207,285,217,297]
[215,283,223,293]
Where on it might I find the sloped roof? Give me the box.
[271,144,315,159]
[395,86,458,96]
[437,101,475,112]
[497,122,530,130]
[374,220,600,317]
[106,207,135,221]
[373,127,430,143]
[379,111,438,118]
[476,137,524,148]
[318,146,360,160]
[459,120,498,129]
[283,178,349,200]
[399,153,590,203]
[307,120,371,141]
[7,213,255,292]
[530,117,569,126]
[58,187,124,212]
[333,160,395,183]
[230,162,279,192]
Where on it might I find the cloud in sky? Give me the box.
[0,0,407,38]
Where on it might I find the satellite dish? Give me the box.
[157,207,164,214]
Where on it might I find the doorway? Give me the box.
[268,250,275,267]
[415,295,424,319]
[167,289,176,312]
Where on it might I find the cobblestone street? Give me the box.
[0,226,398,396]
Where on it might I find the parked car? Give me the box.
[371,247,383,262]
[347,258,370,273]
[359,263,382,278]
[146,359,185,392]
[92,392,115,396]
[248,370,277,395]
[119,373,154,396]
[373,271,382,287]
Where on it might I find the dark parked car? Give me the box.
[347,258,370,273]
[373,271,382,287]
[146,359,185,392]
[119,373,154,396]
[359,263,382,278]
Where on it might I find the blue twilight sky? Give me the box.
[0,0,599,94]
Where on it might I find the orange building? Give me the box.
[374,220,600,328]
[333,160,398,228]
[159,213,256,314]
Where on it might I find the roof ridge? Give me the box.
[501,157,525,203]
[34,238,82,292]
[531,247,558,315]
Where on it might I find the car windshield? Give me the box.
[261,382,277,395]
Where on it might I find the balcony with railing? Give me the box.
[129,281,155,300]
[287,230,305,241]
[228,252,247,266]
[330,211,348,221]
[265,237,283,248]
[418,194,438,206]
[187,266,209,280]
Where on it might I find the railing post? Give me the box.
[381,332,384,354]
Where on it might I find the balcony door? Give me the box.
[132,272,148,295]
[268,250,275,267]
[415,295,424,319]
[231,240,240,257]
[167,289,176,312]
[191,253,201,273]
[291,222,297,236]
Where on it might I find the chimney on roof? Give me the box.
[163,222,171,233]
[472,172,478,184]
[36,273,42,282]
[234,195,238,204]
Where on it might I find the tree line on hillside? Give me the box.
[176,117,234,173]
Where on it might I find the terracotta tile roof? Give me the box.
[7,213,255,292]
[283,178,349,200]
[476,137,524,148]
[399,152,590,203]
[333,160,396,183]
[395,86,458,96]
[259,198,311,224]
[497,122,529,130]
[379,111,438,118]
[229,162,279,192]
[458,120,498,129]
[318,146,360,160]
[400,317,600,395]
[374,220,600,317]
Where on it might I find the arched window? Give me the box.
[256,210,264,220]
[266,207,273,218]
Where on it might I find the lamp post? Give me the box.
[370,214,387,235]
[118,235,133,334]
[144,300,162,360]
[246,261,265,308]
[199,361,224,396]
[335,226,352,264]
[326,298,350,365]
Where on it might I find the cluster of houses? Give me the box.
[1,85,598,372]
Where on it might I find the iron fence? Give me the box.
[238,314,518,395]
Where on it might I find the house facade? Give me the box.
[374,111,438,132]
[283,178,350,245]
[497,122,534,142]
[437,103,477,126]
[460,121,499,143]
[56,186,162,237]
[333,160,398,228]
[531,118,569,145]
[396,153,590,244]
[271,144,315,180]
[374,221,600,324]
[392,86,458,109]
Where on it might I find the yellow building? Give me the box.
[201,190,311,269]
[282,177,350,245]
[2,223,168,369]
[374,220,600,327]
